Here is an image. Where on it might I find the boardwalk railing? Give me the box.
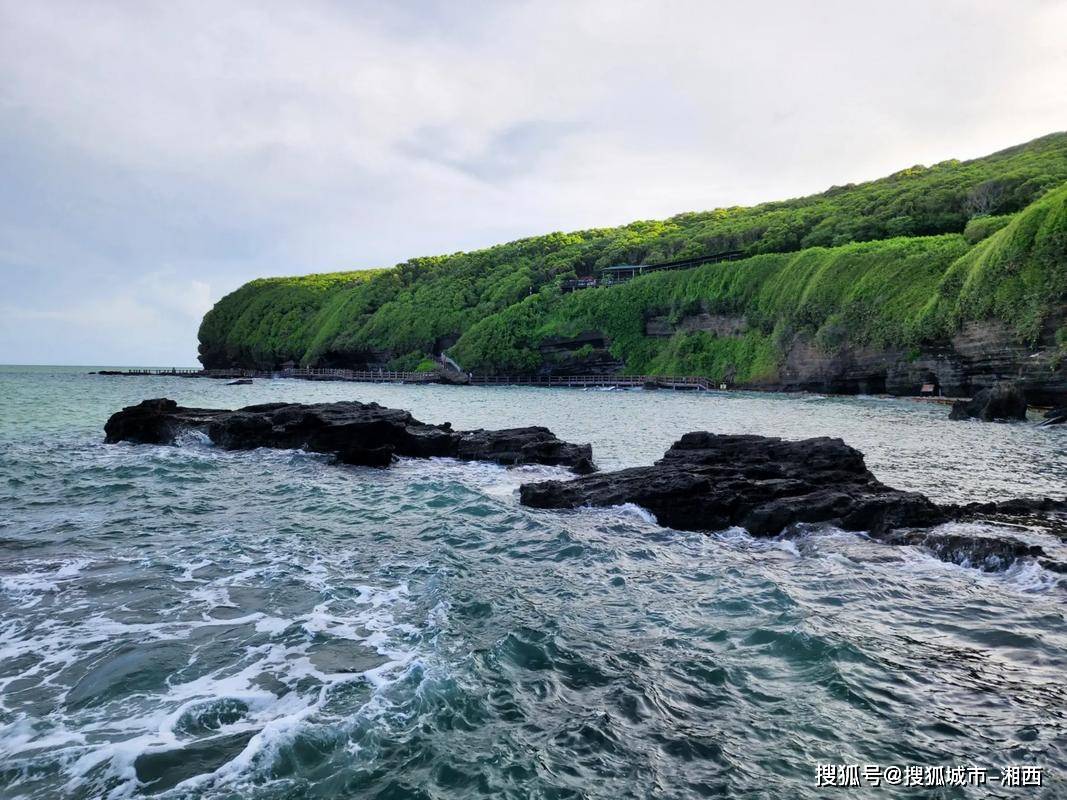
[99,368,719,390]
[100,368,205,375]
[104,367,438,382]
[469,374,714,390]
[276,367,438,383]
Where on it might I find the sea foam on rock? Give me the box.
[105,398,596,472]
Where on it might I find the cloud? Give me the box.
[1,273,214,365]
[0,0,1065,364]
[8,276,211,328]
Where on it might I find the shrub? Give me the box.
[963,213,1015,244]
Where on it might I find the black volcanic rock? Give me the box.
[455,427,597,473]
[1042,406,1067,426]
[945,497,1067,517]
[105,399,594,472]
[880,529,1048,572]
[519,431,1067,572]
[102,398,190,444]
[949,382,1028,422]
[520,432,945,536]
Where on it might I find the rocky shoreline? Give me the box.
[105,399,1067,574]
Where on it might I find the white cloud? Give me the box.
[0,0,1065,364]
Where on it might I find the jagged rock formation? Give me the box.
[949,382,1029,421]
[537,331,622,376]
[105,399,595,472]
[519,432,946,535]
[644,311,748,338]
[105,405,1066,572]
[881,529,1048,573]
[519,431,1067,571]
[773,316,1066,403]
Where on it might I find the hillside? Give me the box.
[198,133,1067,402]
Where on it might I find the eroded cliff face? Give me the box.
[774,313,1065,404]
[537,307,1067,404]
[644,313,748,338]
[537,331,623,376]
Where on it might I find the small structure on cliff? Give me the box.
[600,250,745,285]
[559,250,748,293]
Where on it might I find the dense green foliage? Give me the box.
[454,184,1067,380]
[198,271,384,368]
[199,133,1067,375]
[451,235,972,379]
[962,213,1015,244]
[925,183,1067,342]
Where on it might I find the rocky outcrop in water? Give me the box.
[520,432,945,535]
[105,399,595,472]
[949,382,1028,422]
[519,431,1067,571]
[880,529,1048,572]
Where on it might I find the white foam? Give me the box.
[2,576,433,800]
[187,584,237,610]
[174,429,212,448]
[772,538,802,557]
[0,558,90,609]
[0,552,439,800]
[605,503,659,525]
[174,559,213,582]
[254,616,290,635]
[896,544,1063,594]
[1001,559,1063,593]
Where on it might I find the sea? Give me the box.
[1,365,1065,799]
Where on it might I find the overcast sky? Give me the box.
[1,0,1065,365]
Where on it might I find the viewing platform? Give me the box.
[561,249,745,292]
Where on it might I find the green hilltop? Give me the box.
[199,133,1067,386]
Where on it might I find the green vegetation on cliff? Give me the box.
[455,184,1067,380]
[199,133,1067,379]
[451,235,972,378]
[198,270,384,369]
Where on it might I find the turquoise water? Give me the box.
[1,366,1065,799]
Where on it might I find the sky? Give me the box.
[1,1,1065,366]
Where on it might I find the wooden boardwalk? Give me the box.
[469,374,712,390]
[100,367,438,383]
[97,368,716,390]
[95,368,979,403]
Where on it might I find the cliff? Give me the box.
[198,133,1067,402]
